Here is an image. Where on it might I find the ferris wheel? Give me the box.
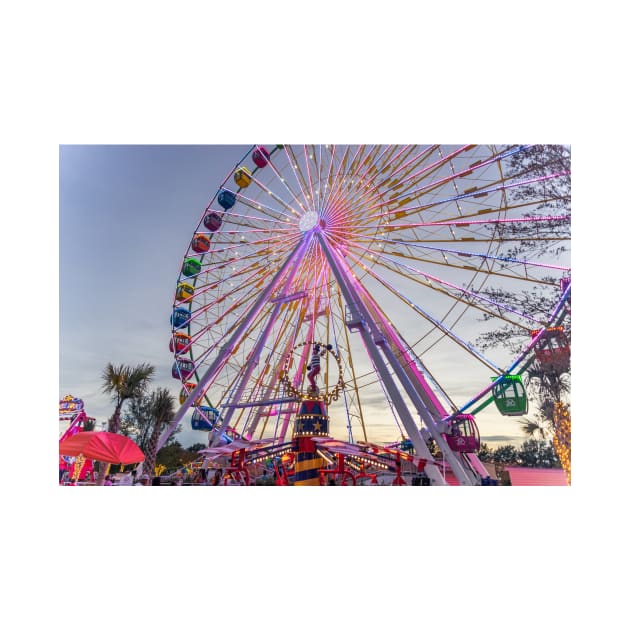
[162,145,571,486]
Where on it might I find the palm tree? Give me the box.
[525,364,570,405]
[517,416,552,441]
[142,388,176,483]
[101,363,155,434]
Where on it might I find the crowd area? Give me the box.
[60,467,251,486]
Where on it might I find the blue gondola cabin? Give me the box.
[218,190,236,210]
[400,438,414,452]
[191,406,220,431]
[171,307,191,329]
[172,359,195,380]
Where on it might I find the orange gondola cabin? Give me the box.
[191,233,211,253]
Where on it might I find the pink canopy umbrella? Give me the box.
[59,431,145,465]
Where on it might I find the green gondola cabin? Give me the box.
[491,374,528,416]
[182,258,202,277]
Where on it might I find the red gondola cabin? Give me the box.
[252,146,270,168]
[169,332,191,354]
[530,326,570,373]
[203,212,223,232]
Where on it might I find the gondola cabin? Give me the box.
[252,146,270,168]
[442,414,480,453]
[171,307,191,329]
[203,212,223,232]
[172,359,195,380]
[400,438,414,452]
[191,233,211,253]
[234,166,252,188]
[530,326,570,373]
[191,406,220,431]
[491,374,528,416]
[217,190,236,210]
[179,385,205,407]
[179,382,197,405]
[181,258,202,277]
[169,332,191,355]
[176,282,195,302]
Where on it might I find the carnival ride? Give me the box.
[59,394,95,483]
[163,145,571,486]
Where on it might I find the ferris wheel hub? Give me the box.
[299,210,320,232]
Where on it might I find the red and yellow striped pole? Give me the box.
[292,396,329,486]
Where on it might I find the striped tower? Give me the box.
[292,396,329,486]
